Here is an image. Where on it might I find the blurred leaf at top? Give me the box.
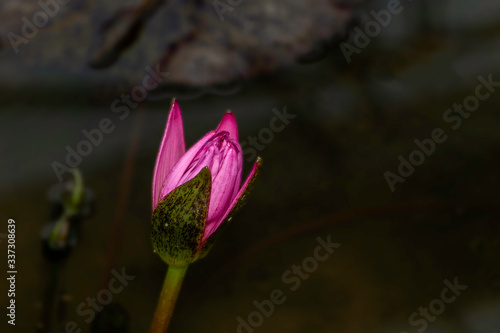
[89,0,356,85]
[0,0,358,88]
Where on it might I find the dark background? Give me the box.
[1,0,500,332]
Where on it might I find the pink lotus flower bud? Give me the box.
[151,100,261,266]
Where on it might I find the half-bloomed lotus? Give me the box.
[151,99,261,266]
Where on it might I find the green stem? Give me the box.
[49,212,68,247]
[69,169,84,213]
[149,265,188,333]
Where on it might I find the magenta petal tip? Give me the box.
[152,99,186,210]
[216,111,239,141]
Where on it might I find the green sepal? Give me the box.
[151,167,211,266]
[198,157,262,259]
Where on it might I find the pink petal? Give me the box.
[216,111,239,141]
[159,130,217,201]
[152,99,185,210]
[206,144,240,225]
[178,144,219,185]
[203,157,261,240]
[231,142,243,200]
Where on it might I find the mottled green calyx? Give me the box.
[151,167,211,266]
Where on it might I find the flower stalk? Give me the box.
[149,265,188,333]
